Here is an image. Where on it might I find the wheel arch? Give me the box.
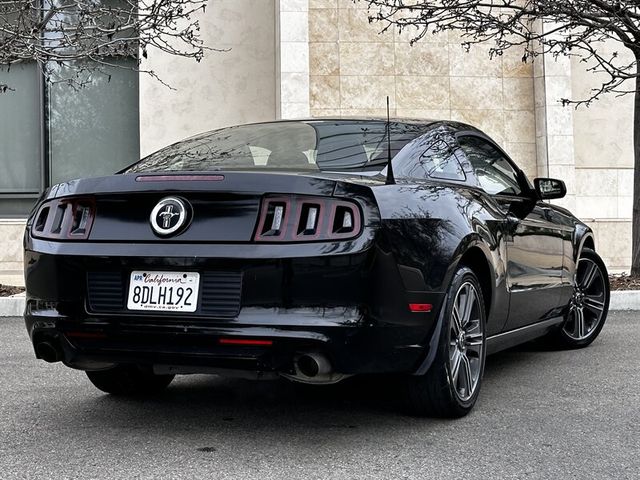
[575,226,596,261]
[449,235,497,320]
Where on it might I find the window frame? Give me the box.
[453,131,533,199]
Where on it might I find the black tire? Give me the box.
[86,365,174,396]
[547,248,610,349]
[404,266,487,418]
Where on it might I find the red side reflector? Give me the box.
[135,175,224,182]
[409,303,433,313]
[218,338,273,346]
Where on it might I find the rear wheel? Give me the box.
[549,248,610,349]
[404,266,486,418]
[86,365,174,396]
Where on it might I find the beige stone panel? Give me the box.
[543,56,571,78]
[573,105,632,168]
[140,48,276,156]
[618,196,632,219]
[450,109,506,146]
[396,76,450,110]
[340,108,393,117]
[0,222,25,266]
[281,0,308,11]
[340,76,395,109]
[309,8,338,43]
[586,220,631,270]
[338,0,368,8]
[546,135,574,166]
[502,47,533,78]
[309,42,339,76]
[394,42,449,76]
[281,102,310,118]
[339,8,394,43]
[310,0,337,7]
[534,76,546,109]
[504,110,535,144]
[503,77,534,111]
[575,196,618,219]
[449,43,502,78]
[310,75,340,108]
[395,109,451,121]
[570,49,634,169]
[535,136,547,176]
[140,0,277,156]
[281,11,309,42]
[281,41,309,74]
[505,142,537,176]
[310,108,342,117]
[618,169,633,196]
[576,169,618,197]
[544,76,572,106]
[396,25,448,45]
[545,105,573,136]
[450,77,503,110]
[339,43,395,75]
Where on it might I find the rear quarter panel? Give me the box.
[370,181,510,336]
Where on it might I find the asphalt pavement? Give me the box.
[1,312,638,480]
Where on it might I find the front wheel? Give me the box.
[549,248,610,349]
[404,266,486,418]
[86,365,174,396]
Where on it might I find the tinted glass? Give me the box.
[126,121,429,173]
[398,129,466,180]
[458,136,521,195]
[0,63,41,193]
[48,58,140,184]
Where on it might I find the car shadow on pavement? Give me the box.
[55,341,558,431]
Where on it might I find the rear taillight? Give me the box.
[31,197,95,240]
[253,195,361,242]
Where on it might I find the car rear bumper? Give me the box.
[25,305,435,375]
[24,239,445,376]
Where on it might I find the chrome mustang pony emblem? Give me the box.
[150,197,190,237]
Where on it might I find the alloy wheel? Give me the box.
[564,257,607,341]
[449,282,484,402]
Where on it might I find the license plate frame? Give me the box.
[126,271,200,313]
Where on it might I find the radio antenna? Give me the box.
[385,96,395,185]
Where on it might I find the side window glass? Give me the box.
[403,133,466,181]
[458,136,522,196]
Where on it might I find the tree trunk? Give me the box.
[631,64,640,276]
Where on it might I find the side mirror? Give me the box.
[534,178,566,200]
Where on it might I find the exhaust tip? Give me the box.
[296,353,331,378]
[36,342,61,363]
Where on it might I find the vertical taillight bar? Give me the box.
[253,195,361,242]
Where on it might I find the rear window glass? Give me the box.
[125,121,430,173]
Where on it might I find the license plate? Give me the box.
[127,271,200,312]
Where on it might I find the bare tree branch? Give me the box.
[0,0,220,90]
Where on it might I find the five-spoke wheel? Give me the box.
[404,266,486,418]
[549,247,610,348]
[449,282,484,402]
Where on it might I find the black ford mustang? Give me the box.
[24,119,610,417]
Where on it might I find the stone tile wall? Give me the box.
[139,0,278,157]
[0,220,25,285]
[307,0,538,178]
[570,43,634,271]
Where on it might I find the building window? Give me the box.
[0,60,139,217]
[0,63,43,217]
[47,59,140,185]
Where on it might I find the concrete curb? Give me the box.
[609,290,640,311]
[1,291,639,316]
[0,294,25,317]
